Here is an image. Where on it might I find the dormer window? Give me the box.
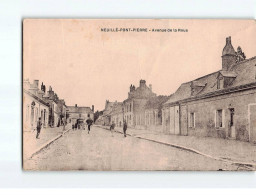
[217,71,237,89]
[191,81,206,96]
[217,76,223,89]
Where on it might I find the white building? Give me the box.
[23,79,49,131]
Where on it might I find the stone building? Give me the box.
[162,36,256,143]
[67,104,94,128]
[123,80,156,128]
[43,86,60,127]
[23,79,49,131]
[101,100,115,126]
[57,99,68,125]
[144,95,169,131]
[110,101,123,127]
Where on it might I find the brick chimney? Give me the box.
[222,36,236,71]
[92,105,94,112]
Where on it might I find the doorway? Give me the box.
[229,108,235,139]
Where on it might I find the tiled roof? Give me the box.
[164,56,256,106]
[67,106,93,113]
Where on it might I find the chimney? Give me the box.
[222,36,236,71]
[139,80,146,87]
[149,84,152,91]
[75,104,77,107]
[33,80,39,88]
[92,105,94,112]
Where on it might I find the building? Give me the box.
[101,100,115,126]
[44,86,60,127]
[162,36,256,143]
[144,95,169,132]
[110,101,123,127]
[67,104,94,129]
[57,99,68,125]
[123,80,156,128]
[23,79,49,131]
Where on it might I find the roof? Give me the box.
[164,56,256,106]
[219,70,237,78]
[67,106,93,114]
[145,95,169,109]
[109,102,123,115]
[23,89,49,107]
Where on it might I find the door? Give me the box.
[229,108,235,139]
[174,105,180,135]
[249,104,256,143]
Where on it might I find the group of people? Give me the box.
[72,119,93,134]
[110,120,127,137]
[34,117,128,139]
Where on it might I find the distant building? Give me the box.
[67,104,94,128]
[43,86,60,127]
[123,80,156,128]
[163,36,256,143]
[57,99,68,125]
[110,101,123,127]
[23,79,49,131]
[101,100,115,126]
[144,95,169,132]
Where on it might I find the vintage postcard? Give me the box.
[23,19,256,171]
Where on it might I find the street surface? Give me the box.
[24,126,239,171]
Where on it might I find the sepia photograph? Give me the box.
[22,19,256,171]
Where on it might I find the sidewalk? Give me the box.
[23,124,71,160]
[98,125,256,167]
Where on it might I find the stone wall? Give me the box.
[181,88,256,142]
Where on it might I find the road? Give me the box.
[24,126,238,171]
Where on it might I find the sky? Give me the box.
[23,19,256,111]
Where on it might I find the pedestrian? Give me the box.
[36,117,42,139]
[110,122,115,137]
[86,118,93,134]
[123,120,127,137]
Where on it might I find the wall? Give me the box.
[23,92,49,131]
[181,88,256,142]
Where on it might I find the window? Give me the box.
[216,109,224,128]
[79,113,82,118]
[189,112,195,128]
[87,114,90,118]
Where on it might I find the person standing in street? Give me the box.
[36,117,42,139]
[123,120,127,137]
[110,122,115,137]
[86,118,93,134]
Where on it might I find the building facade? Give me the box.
[123,80,156,128]
[163,36,256,143]
[23,79,49,131]
[144,95,169,131]
[101,100,115,126]
[67,104,94,128]
[110,102,123,127]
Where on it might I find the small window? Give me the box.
[189,112,195,128]
[216,109,223,128]
[87,114,90,118]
